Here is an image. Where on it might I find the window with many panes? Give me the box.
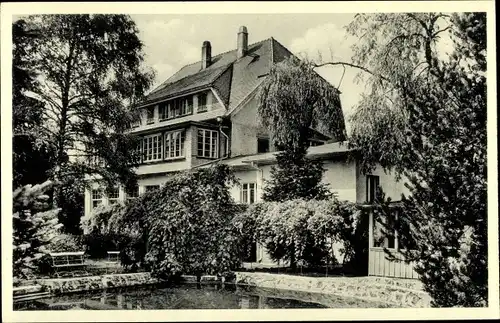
[197,129,218,158]
[108,187,120,205]
[366,175,380,203]
[143,134,163,162]
[146,106,155,124]
[126,185,139,200]
[241,183,257,204]
[197,93,208,112]
[91,189,103,209]
[164,130,185,159]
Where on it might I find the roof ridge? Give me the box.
[154,37,273,90]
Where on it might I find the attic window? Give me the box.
[146,106,155,124]
[197,93,208,113]
[257,138,270,153]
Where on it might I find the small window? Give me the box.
[107,187,120,205]
[367,175,380,203]
[144,185,160,193]
[241,183,257,204]
[91,189,103,209]
[142,134,163,162]
[146,106,155,124]
[197,129,218,158]
[257,138,270,153]
[164,130,185,159]
[197,93,208,112]
[126,185,139,200]
[159,103,168,121]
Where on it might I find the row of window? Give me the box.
[91,185,160,209]
[91,183,256,209]
[138,128,219,163]
[134,93,209,127]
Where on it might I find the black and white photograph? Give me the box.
[1,1,498,321]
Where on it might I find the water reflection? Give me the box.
[14,282,388,311]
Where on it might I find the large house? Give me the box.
[84,26,418,279]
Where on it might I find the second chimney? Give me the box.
[237,26,248,59]
[201,41,211,69]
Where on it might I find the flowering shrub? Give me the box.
[236,198,363,270]
[81,165,246,278]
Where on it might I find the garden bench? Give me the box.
[49,251,89,278]
[107,251,120,263]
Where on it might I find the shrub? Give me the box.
[238,198,363,270]
[13,181,62,279]
[83,164,246,278]
[48,232,83,252]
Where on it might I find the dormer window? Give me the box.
[146,106,155,124]
[197,93,208,113]
[159,103,168,121]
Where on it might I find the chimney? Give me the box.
[237,26,248,59]
[201,41,211,69]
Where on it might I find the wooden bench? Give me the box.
[49,251,89,278]
[107,251,120,263]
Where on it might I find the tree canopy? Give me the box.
[257,56,346,202]
[333,12,487,307]
[17,14,155,193]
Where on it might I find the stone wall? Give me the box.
[233,272,431,308]
[38,273,159,295]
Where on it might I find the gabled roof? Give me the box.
[139,38,294,111]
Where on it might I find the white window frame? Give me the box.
[159,103,168,121]
[197,128,219,159]
[142,133,163,162]
[91,188,103,209]
[126,185,139,200]
[240,183,257,204]
[107,187,120,205]
[146,106,155,124]
[164,130,185,160]
[197,93,208,112]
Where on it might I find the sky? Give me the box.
[130,14,363,132]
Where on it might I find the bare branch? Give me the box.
[311,61,389,82]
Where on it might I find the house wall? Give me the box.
[356,163,417,279]
[356,162,410,203]
[230,94,269,157]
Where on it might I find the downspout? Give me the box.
[219,126,230,158]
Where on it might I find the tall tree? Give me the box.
[318,13,487,306]
[21,14,154,197]
[12,19,56,188]
[257,56,346,202]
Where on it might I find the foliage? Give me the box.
[262,148,332,202]
[80,202,134,259]
[257,56,346,202]
[81,165,245,277]
[16,14,154,197]
[235,198,363,270]
[13,181,62,279]
[344,13,487,306]
[12,19,56,188]
[47,232,83,252]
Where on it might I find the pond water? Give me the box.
[15,283,391,310]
